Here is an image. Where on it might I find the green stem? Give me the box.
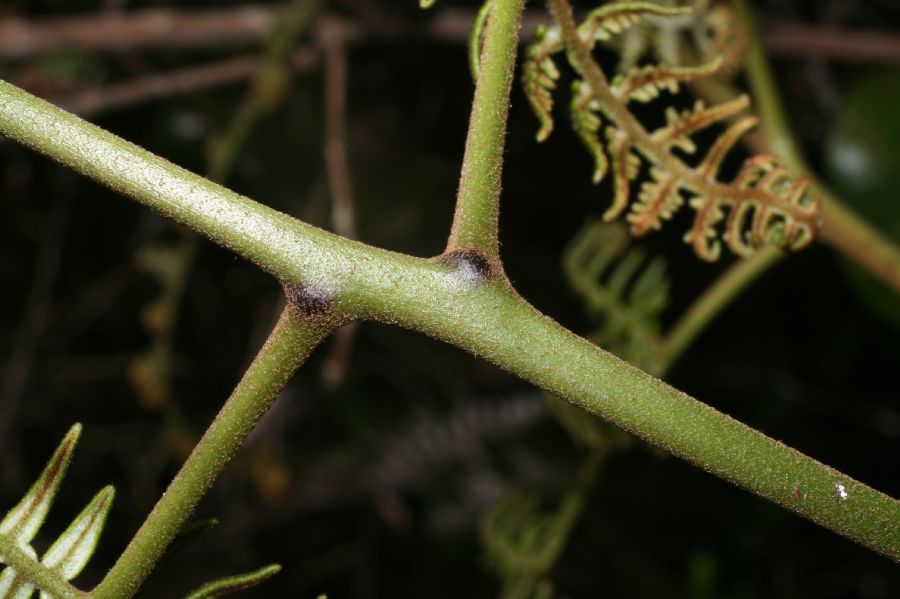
[539,439,610,569]
[1,61,898,564]
[661,246,783,370]
[209,0,321,183]
[90,308,333,599]
[447,0,525,259]
[732,0,900,295]
[384,276,900,560]
[0,536,86,599]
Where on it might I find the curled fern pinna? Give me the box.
[525,0,821,261]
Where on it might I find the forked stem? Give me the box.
[0,0,897,581]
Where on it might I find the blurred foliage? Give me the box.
[825,69,900,328]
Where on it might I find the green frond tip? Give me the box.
[39,486,115,595]
[481,492,558,577]
[604,127,639,222]
[184,564,282,599]
[563,221,668,372]
[419,0,436,9]
[610,56,723,103]
[570,81,609,183]
[1,424,81,545]
[0,424,115,599]
[523,24,563,142]
[469,1,494,80]
[577,2,692,47]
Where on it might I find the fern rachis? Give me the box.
[526,0,821,260]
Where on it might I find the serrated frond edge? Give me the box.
[534,0,821,261]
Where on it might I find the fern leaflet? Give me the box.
[525,0,820,260]
[0,424,113,599]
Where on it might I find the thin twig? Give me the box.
[320,21,360,387]
[763,23,900,64]
[0,201,67,453]
[126,0,322,410]
[57,49,318,117]
[7,6,900,64]
[0,5,282,57]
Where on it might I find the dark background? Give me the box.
[1,1,898,597]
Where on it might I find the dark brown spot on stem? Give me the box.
[284,283,333,319]
[442,249,496,281]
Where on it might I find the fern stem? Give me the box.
[661,246,783,371]
[0,535,87,598]
[447,0,525,259]
[1,65,898,564]
[732,0,900,295]
[90,308,333,599]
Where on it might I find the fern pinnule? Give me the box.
[523,24,563,142]
[563,221,668,371]
[610,56,722,102]
[616,0,747,77]
[524,2,687,143]
[527,0,821,261]
[184,564,282,599]
[0,425,114,598]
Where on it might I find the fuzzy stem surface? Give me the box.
[0,535,87,599]
[0,29,898,571]
[447,0,525,259]
[90,308,333,599]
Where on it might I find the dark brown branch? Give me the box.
[319,22,360,387]
[763,23,900,64]
[5,6,900,65]
[56,48,318,117]
[0,5,282,56]
[0,202,67,452]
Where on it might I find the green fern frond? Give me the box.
[522,24,563,142]
[577,1,690,46]
[524,0,820,261]
[629,165,683,234]
[571,81,609,183]
[0,424,114,598]
[480,493,562,599]
[524,2,688,144]
[616,0,746,75]
[652,94,749,153]
[480,433,616,599]
[184,564,282,599]
[610,56,721,102]
[481,493,555,576]
[604,126,641,221]
[563,221,668,371]
[469,1,495,78]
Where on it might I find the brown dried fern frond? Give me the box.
[526,0,820,261]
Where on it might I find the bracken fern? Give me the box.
[524,0,821,260]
